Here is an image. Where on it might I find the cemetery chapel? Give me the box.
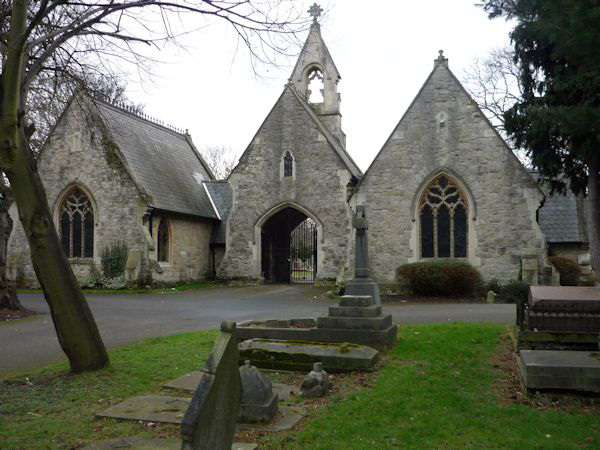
[8,7,587,289]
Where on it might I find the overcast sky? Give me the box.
[125,1,514,172]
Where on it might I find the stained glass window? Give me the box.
[157,218,169,262]
[59,187,94,258]
[284,151,293,177]
[419,175,468,258]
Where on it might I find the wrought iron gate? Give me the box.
[261,208,317,284]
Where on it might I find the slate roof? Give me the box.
[533,172,588,244]
[95,100,219,219]
[203,181,232,244]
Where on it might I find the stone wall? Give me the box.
[7,98,150,288]
[150,214,213,283]
[353,60,547,283]
[219,87,355,282]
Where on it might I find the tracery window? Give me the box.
[59,187,94,258]
[157,218,169,262]
[419,175,467,258]
[283,151,294,177]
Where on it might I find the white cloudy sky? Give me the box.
[125,1,514,172]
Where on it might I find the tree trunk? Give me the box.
[0,0,108,372]
[0,199,21,310]
[587,151,600,284]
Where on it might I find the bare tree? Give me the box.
[201,145,239,180]
[0,0,307,372]
[461,45,529,164]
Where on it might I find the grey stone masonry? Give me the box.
[8,97,150,287]
[219,86,358,282]
[351,53,547,283]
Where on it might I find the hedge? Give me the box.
[395,260,483,297]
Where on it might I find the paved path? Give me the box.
[1,285,515,375]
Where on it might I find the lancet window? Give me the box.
[419,175,468,258]
[59,187,94,258]
[283,151,294,177]
[157,218,169,262]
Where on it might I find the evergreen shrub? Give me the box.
[101,242,129,279]
[395,261,482,296]
[548,256,581,286]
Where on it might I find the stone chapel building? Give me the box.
[8,18,588,289]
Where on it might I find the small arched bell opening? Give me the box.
[260,207,317,284]
[306,67,324,104]
[419,174,468,259]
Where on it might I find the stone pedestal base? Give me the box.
[239,391,278,423]
[345,278,380,304]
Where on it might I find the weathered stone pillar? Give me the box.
[345,205,381,304]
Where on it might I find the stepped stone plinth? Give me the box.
[315,294,396,347]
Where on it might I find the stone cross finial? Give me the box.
[308,3,323,23]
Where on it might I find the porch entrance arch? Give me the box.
[260,206,317,284]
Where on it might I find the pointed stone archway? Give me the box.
[256,203,321,284]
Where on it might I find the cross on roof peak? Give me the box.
[308,3,323,23]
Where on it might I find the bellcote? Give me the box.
[289,11,341,116]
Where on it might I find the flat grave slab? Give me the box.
[163,371,298,400]
[96,395,190,424]
[236,406,306,432]
[95,395,305,432]
[529,286,600,308]
[82,438,256,449]
[239,338,378,372]
[518,350,600,393]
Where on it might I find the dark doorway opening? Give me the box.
[261,207,317,284]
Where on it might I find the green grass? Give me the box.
[0,330,218,449]
[17,281,223,296]
[262,324,600,449]
[2,324,599,449]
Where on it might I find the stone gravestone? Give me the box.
[180,321,242,450]
[344,205,380,304]
[238,360,278,423]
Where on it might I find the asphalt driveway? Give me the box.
[1,285,515,375]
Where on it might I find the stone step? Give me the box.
[316,314,392,331]
[339,295,374,307]
[328,305,382,318]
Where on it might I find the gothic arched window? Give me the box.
[157,218,169,262]
[419,175,468,258]
[307,67,324,104]
[59,187,94,258]
[283,151,293,177]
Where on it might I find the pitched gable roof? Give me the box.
[353,54,542,195]
[231,85,362,179]
[94,100,219,219]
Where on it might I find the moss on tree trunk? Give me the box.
[0,0,108,372]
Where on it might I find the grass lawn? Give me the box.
[2,324,599,449]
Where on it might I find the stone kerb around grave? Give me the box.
[180,321,242,450]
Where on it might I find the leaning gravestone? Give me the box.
[238,360,278,423]
[180,320,242,450]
